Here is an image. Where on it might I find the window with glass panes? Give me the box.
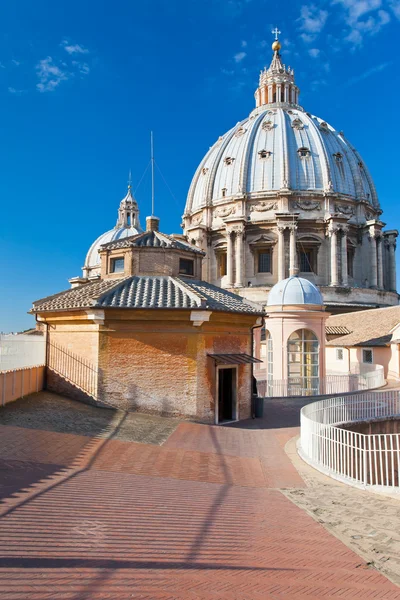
[110,257,125,273]
[258,250,271,273]
[179,258,194,276]
[287,329,319,396]
[299,250,313,273]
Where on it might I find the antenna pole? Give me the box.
[151,131,155,216]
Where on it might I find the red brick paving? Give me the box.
[0,418,399,598]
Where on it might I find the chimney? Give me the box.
[146,215,160,232]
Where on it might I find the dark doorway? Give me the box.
[218,368,236,422]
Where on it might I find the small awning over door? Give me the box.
[207,353,262,365]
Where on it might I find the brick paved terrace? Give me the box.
[0,391,399,599]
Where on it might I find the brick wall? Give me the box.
[40,310,256,423]
[97,311,255,422]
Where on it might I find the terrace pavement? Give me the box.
[0,391,399,599]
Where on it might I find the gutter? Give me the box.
[35,314,49,390]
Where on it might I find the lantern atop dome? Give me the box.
[255,29,299,108]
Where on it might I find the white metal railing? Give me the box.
[254,364,385,398]
[300,390,400,490]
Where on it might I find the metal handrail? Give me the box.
[300,390,400,490]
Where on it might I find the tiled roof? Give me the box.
[32,276,263,316]
[31,279,126,312]
[326,305,400,347]
[100,230,204,255]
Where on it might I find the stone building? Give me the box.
[182,36,398,314]
[32,213,262,423]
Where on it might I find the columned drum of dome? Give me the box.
[182,36,398,314]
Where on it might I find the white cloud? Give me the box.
[241,40,247,47]
[333,0,391,47]
[72,60,90,75]
[11,59,20,66]
[345,60,391,85]
[298,4,329,33]
[36,57,69,92]
[308,47,320,57]
[8,87,25,95]
[333,0,381,23]
[234,51,247,62]
[61,40,89,55]
[389,0,400,18]
[300,32,317,44]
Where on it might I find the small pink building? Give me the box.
[257,276,329,396]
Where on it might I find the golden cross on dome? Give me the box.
[272,27,281,40]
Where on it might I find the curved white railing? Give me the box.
[299,390,400,490]
[255,364,385,398]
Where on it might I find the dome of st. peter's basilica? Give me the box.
[182,38,398,313]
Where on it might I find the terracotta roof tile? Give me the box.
[326,305,400,347]
[32,276,263,316]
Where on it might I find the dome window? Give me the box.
[358,161,364,169]
[224,157,235,166]
[320,121,328,130]
[297,147,310,158]
[221,188,227,197]
[333,152,343,163]
[235,127,246,137]
[258,149,272,159]
[262,120,274,131]
[202,167,209,175]
[292,118,304,130]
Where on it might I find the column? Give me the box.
[330,228,339,286]
[226,231,234,286]
[289,225,297,276]
[377,236,384,289]
[261,87,266,105]
[276,84,281,103]
[389,240,397,291]
[235,229,244,287]
[284,84,289,103]
[277,226,286,281]
[268,84,273,103]
[369,230,378,288]
[341,229,348,286]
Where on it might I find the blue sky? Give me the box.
[1,0,399,332]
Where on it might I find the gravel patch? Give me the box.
[0,391,181,445]
[284,435,400,587]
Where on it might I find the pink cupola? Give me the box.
[263,276,329,396]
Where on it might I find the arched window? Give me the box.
[287,329,319,395]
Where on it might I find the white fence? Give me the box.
[1,366,45,406]
[0,335,46,371]
[300,390,400,490]
[255,364,385,398]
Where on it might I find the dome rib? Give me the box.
[205,125,237,204]
[240,112,264,194]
